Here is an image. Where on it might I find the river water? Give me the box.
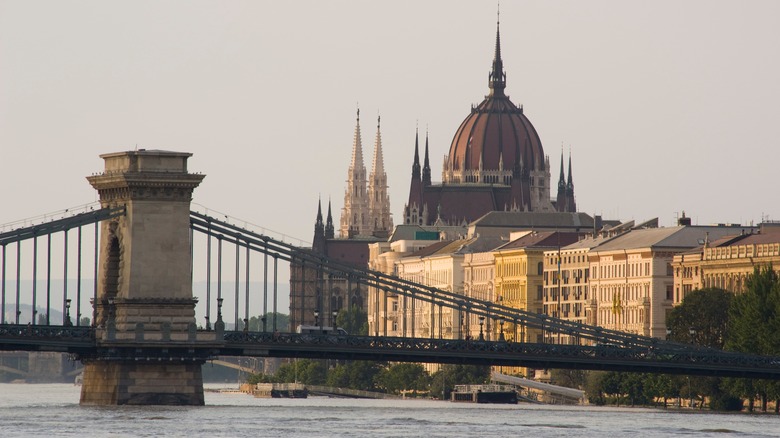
[0,384,778,437]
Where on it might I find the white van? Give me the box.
[296,325,348,335]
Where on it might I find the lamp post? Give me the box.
[499,318,505,342]
[332,310,338,332]
[478,316,485,341]
[314,309,320,329]
[65,299,72,327]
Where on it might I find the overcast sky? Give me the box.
[2,1,779,244]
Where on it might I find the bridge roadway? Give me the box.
[2,324,780,380]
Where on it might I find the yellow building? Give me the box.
[493,231,581,343]
[672,223,780,304]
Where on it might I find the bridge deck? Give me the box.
[3,325,777,379]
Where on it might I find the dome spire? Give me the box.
[489,7,506,96]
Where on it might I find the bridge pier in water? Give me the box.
[80,150,207,405]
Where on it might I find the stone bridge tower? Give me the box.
[81,150,206,405]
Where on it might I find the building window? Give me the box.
[666,285,673,300]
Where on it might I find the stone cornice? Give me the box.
[87,172,205,202]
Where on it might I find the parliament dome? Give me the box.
[444,23,546,184]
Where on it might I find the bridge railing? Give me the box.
[0,206,125,327]
[189,211,710,356]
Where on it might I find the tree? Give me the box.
[666,288,735,410]
[726,265,780,355]
[336,305,368,335]
[429,365,490,400]
[273,359,326,385]
[376,363,431,395]
[725,265,780,412]
[242,312,289,332]
[667,288,731,348]
[550,369,587,390]
[326,360,384,391]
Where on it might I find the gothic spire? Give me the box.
[350,107,365,171]
[558,150,566,192]
[488,16,506,96]
[422,129,432,186]
[411,127,421,179]
[313,197,326,253]
[566,150,574,194]
[325,198,335,239]
[371,115,385,177]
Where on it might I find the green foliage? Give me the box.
[336,305,368,335]
[241,312,289,332]
[272,359,327,385]
[245,373,273,385]
[429,364,490,400]
[667,288,731,348]
[550,369,586,389]
[726,265,780,355]
[376,363,431,394]
[326,361,385,391]
[723,265,780,411]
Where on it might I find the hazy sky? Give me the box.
[2,1,779,245]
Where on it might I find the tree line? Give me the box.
[584,265,780,411]
[243,266,780,410]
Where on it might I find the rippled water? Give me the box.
[1,384,779,437]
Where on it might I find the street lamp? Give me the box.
[216,298,224,322]
[314,309,320,328]
[65,299,72,327]
[332,310,338,332]
[499,318,505,342]
[478,316,485,341]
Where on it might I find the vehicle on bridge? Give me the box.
[296,325,348,336]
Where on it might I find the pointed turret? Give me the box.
[422,130,432,186]
[411,127,421,179]
[405,128,425,225]
[313,198,326,254]
[340,108,369,237]
[556,151,567,210]
[325,199,335,239]
[488,19,506,96]
[368,114,393,238]
[566,150,576,212]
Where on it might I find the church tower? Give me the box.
[340,109,369,238]
[367,115,393,237]
[403,128,427,225]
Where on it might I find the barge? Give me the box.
[450,384,518,404]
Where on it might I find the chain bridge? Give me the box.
[1,150,779,405]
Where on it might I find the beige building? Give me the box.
[542,235,612,344]
[589,225,744,338]
[672,223,780,304]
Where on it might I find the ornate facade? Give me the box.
[340,111,393,238]
[404,21,576,227]
[588,225,746,339]
[672,223,780,304]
